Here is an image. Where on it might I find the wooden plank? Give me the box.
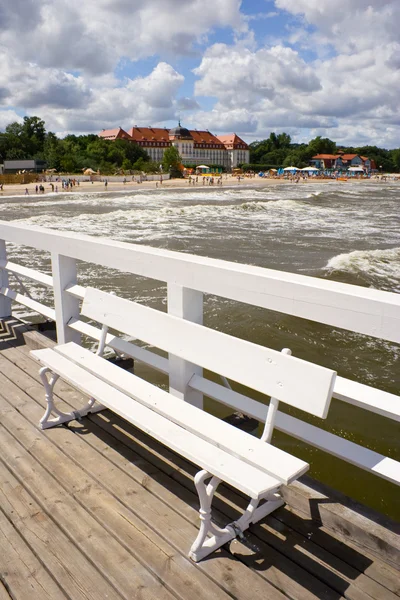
[0,420,182,600]
[248,510,398,600]
[53,342,308,484]
[0,355,363,600]
[0,582,11,600]
[0,443,128,600]
[30,347,285,495]
[82,287,336,418]
[280,477,400,571]
[0,221,399,342]
[0,368,292,600]
[0,376,343,600]
[0,508,67,600]
[274,506,400,597]
[4,343,400,599]
[23,329,57,350]
[86,411,397,600]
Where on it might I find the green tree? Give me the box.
[307,136,336,156]
[43,132,63,171]
[162,145,182,175]
[21,116,46,156]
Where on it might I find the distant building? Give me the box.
[311,153,376,171]
[98,124,250,169]
[216,134,250,168]
[3,159,47,174]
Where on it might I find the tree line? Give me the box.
[247,132,400,172]
[0,116,181,175]
[1,116,400,174]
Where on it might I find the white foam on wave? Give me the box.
[324,247,400,291]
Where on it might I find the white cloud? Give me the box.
[194,43,321,109]
[188,1,400,146]
[1,0,400,146]
[0,110,22,131]
[0,0,244,76]
[34,63,184,134]
[275,0,399,54]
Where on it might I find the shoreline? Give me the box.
[0,174,391,199]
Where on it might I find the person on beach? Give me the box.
[25,188,29,195]
[104,179,108,188]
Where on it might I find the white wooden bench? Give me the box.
[31,287,336,562]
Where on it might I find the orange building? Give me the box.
[99,124,250,169]
[311,153,376,171]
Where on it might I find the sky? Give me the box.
[1,0,400,147]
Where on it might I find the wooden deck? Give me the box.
[0,319,399,600]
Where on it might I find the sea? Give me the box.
[1,180,399,519]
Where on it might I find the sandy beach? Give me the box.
[0,173,386,198]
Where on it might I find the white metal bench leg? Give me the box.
[189,470,236,562]
[235,490,284,532]
[39,366,105,430]
[189,469,284,562]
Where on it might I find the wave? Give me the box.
[324,247,400,291]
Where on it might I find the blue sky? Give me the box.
[0,0,400,147]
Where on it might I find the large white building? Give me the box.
[99,124,249,169]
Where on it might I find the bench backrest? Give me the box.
[81,287,336,419]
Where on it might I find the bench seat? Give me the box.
[30,287,336,562]
[31,344,308,498]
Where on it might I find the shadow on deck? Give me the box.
[0,318,399,600]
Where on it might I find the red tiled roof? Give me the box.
[98,126,247,150]
[189,130,225,147]
[312,154,338,160]
[217,133,248,149]
[340,154,358,160]
[127,127,170,143]
[99,128,131,140]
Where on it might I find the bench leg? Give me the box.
[39,367,106,430]
[189,469,284,562]
[189,470,236,562]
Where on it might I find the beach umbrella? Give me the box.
[196,165,210,169]
[300,166,319,171]
[347,166,364,172]
[283,166,299,171]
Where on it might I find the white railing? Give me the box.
[0,221,399,487]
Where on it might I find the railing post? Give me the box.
[0,240,12,317]
[51,253,81,345]
[167,284,203,409]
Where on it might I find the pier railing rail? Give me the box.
[0,221,399,489]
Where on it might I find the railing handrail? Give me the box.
[0,220,399,490]
[0,220,399,343]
